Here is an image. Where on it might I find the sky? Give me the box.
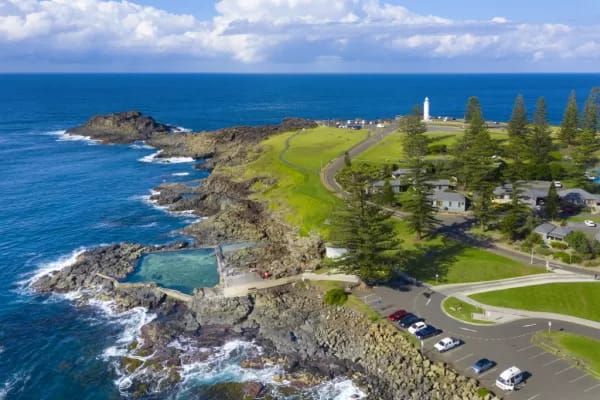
[1,0,599,72]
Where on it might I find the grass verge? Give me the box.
[532,331,600,378]
[442,297,495,325]
[470,282,600,322]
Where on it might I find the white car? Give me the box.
[585,220,597,227]
[553,181,563,188]
[408,321,427,334]
[434,337,462,352]
[496,366,524,391]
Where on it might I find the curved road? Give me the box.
[321,123,600,398]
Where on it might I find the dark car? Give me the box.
[399,313,422,328]
[388,309,409,321]
[471,358,495,374]
[415,325,440,339]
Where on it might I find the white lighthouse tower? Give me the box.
[423,97,431,122]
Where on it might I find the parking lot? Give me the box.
[359,285,600,399]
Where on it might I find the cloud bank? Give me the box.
[0,0,599,71]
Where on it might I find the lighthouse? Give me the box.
[423,97,430,122]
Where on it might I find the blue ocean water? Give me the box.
[1,73,599,399]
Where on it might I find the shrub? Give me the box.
[324,288,348,306]
[476,387,493,398]
[550,241,568,250]
[553,251,571,263]
[428,143,447,154]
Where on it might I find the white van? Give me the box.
[495,366,524,391]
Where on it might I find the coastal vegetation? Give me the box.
[533,331,600,378]
[470,282,600,322]
[240,126,367,235]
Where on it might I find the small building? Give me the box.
[427,179,454,192]
[430,191,467,212]
[534,223,573,242]
[370,179,407,194]
[392,168,413,180]
[325,246,348,259]
[493,181,552,206]
[558,188,600,210]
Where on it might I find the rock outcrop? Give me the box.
[67,111,171,143]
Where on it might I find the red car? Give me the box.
[388,309,409,321]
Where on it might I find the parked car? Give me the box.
[388,309,409,321]
[415,325,441,339]
[495,366,524,391]
[584,220,597,227]
[471,358,495,374]
[553,181,563,188]
[433,337,461,352]
[398,313,422,328]
[408,321,427,334]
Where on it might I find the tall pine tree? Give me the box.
[465,96,481,122]
[545,183,560,221]
[400,104,428,159]
[507,94,528,139]
[582,88,599,132]
[528,97,553,166]
[404,158,439,240]
[506,94,529,179]
[329,173,402,284]
[558,90,579,147]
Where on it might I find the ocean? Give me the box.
[1,73,599,399]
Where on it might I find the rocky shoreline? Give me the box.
[34,111,497,399]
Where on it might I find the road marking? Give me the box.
[516,344,536,352]
[584,383,600,393]
[426,298,432,306]
[569,374,588,383]
[522,323,537,328]
[529,351,547,359]
[555,366,575,375]
[478,367,498,378]
[460,327,478,333]
[543,358,562,367]
[526,394,541,400]
[454,353,474,363]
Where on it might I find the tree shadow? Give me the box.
[402,238,465,282]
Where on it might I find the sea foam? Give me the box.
[138,150,195,164]
[20,247,87,288]
[45,130,98,145]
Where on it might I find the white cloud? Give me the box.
[0,0,599,70]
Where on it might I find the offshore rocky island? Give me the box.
[33,111,495,399]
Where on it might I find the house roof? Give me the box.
[558,188,600,202]
[494,181,552,197]
[534,223,573,239]
[372,179,403,187]
[392,168,412,177]
[534,223,556,235]
[427,179,452,187]
[430,191,465,202]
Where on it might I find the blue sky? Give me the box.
[1,0,599,72]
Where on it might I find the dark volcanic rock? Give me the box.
[67,111,171,144]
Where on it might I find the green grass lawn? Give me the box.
[241,127,367,236]
[470,282,600,322]
[533,331,600,377]
[442,297,494,325]
[395,220,545,284]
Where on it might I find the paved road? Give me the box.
[359,283,600,399]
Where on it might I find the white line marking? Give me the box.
[526,394,541,400]
[460,327,478,333]
[522,323,537,328]
[516,344,536,352]
[584,383,600,393]
[454,353,474,363]
[570,374,588,383]
[543,358,562,367]
[426,298,432,306]
[555,366,575,375]
[529,351,547,359]
[478,367,498,378]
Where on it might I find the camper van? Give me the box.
[495,366,524,391]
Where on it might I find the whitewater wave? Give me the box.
[19,247,87,289]
[45,130,98,145]
[305,377,366,400]
[138,150,195,164]
[171,126,192,133]
[130,142,155,150]
[171,172,190,177]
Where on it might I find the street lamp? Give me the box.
[548,321,552,334]
[530,247,534,264]
[435,273,439,283]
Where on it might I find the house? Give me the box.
[430,191,467,212]
[427,179,455,192]
[558,188,600,211]
[493,181,552,206]
[392,168,412,180]
[370,179,407,194]
[534,223,573,242]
